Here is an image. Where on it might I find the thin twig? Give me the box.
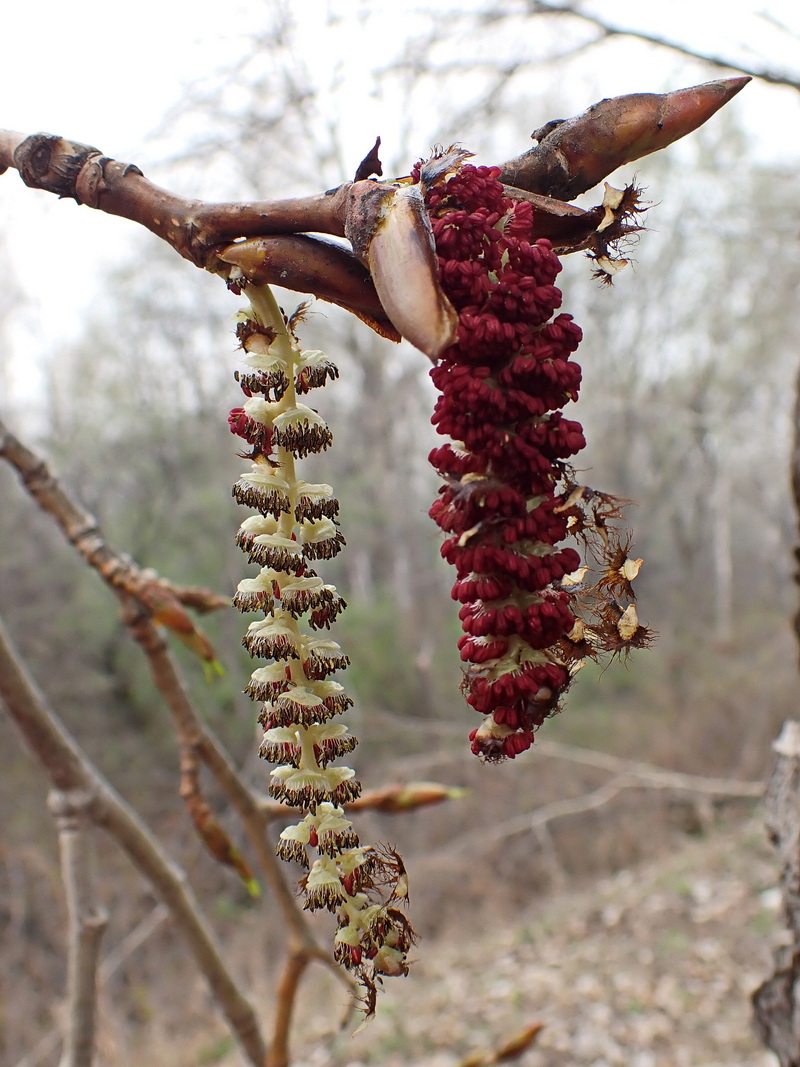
[121,603,312,934]
[47,789,108,1067]
[0,128,349,267]
[527,1,800,92]
[99,904,170,983]
[443,767,762,856]
[534,738,765,798]
[266,947,310,1067]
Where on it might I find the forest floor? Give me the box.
[287,814,781,1067]
[3,758,781,1067]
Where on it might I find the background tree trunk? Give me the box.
[751,364,800,1062]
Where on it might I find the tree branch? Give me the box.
[14,906,170,1067]
[0,77,749,343]
[535,738,766,797]
[440,754,763,856]
[0,613,267,1066]
[48,788,108,1067]
[266,947,309,1067]
[528,2,800,93]
[0,130,349,261]
[122,604,323,949]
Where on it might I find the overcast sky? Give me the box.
[2,0,800,403]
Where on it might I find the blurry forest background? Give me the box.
[2,2,800,1065]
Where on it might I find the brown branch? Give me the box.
[15,906,171,1067]
[48,789,108,1067]
[0,78,749,346]
[258,780,465,819]
[266,948,309,1067]
[0,129,349,267]
[370,710,767,795]
[440,761,763,857]
[457,1022,544,1066]
[0,614,267,1067]
[0,129,402,336]
[535,738,766,797]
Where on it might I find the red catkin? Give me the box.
[422,160,586,760]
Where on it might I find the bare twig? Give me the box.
[457,1022,544,1066]
[117,597,328,958]
[0,128,349,265]
[534,738,765,798]
[370,709,766,798]
[257,779,464,820]
[47,789,108,1067]
[267,948,309,1067]
[527,2,800,93]
[435,745,763,857]
[99,904,170,983]
[0,78,748,334]
[0,614,267,1067]
[446,765,761,855]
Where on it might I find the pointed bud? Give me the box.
[349,781,466,812]
[499,77,750,199]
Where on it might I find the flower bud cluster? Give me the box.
[229,285,413,1009]
[419,157,651,761]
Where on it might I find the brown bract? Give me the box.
[219,234,400,341]
[345,180,459,360]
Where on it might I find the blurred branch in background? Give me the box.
[47,787,107,1067]
[525,2,800,92]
